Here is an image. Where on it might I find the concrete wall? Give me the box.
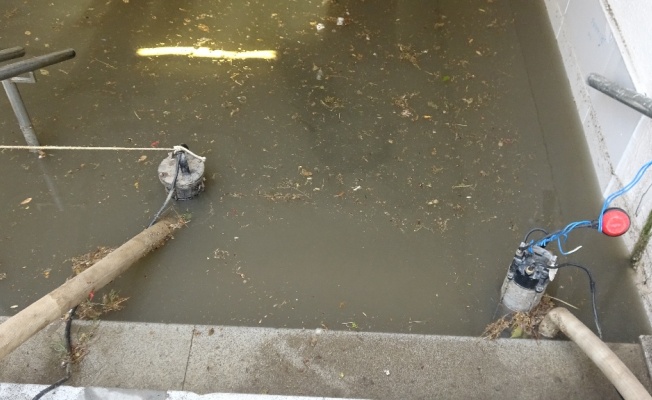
[542,0,652,318]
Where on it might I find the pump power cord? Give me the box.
[522,228,548,243]
[547,262,602,339]
[148,151,181,228]
[31,306,77,400]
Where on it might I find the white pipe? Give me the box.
[0,217,180,361]
[539,307,652,400]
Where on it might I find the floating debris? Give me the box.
[71,246,115,276]
[75,290,129,320]
[483,296,556,339]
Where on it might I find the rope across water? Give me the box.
[0,144,207,162]
[0,145,173,151]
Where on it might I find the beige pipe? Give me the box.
[0,217,181,361]
[540,307,652,400]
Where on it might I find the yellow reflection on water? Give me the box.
[136,47,277,60]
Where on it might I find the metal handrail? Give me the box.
[0,48,76,150]
[0,48,75,82]
[0,47,25,63]
[588,73,652,119]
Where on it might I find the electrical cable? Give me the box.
[147,152,181,228]
[547,262,602,339]
[522,228,548,243]
[31,306,77,400]
[523,159,652,254]
[598,159,652,232]
[531,220,594,254]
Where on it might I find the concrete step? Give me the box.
[1,317,650,399]
[0,385,353,400]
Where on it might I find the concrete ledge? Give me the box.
[1,317,650,399]
[0,384,350,400]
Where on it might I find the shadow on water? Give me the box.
[0,0,648,342]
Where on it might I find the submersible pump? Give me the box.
[500,207,631,312]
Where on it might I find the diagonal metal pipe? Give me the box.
[588,73,652,119]
[0,48,75,81]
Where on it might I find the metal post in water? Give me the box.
[1,79,40,150]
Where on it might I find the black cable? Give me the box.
[522,228,549,243]
[548,262,602,339]
[32,306,77,400]
[147,152,181,228]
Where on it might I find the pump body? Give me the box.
[157,151,205,200]
[500,243,557,312]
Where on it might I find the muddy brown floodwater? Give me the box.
[0,0,649,342]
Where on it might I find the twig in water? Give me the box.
[92,58,117,69]
[544,295,579,310]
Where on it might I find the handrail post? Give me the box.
[2,80,40,150]
[0,48,76,152]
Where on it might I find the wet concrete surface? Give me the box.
[1,317,650,399]
[0,0,649,341]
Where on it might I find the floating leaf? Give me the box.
[20,197,32,205]
[510,325,523,338]
[138,155,147,162]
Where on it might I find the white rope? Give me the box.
[0,145,173,151]
[172,145,206,162]
[0,144,207,162]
